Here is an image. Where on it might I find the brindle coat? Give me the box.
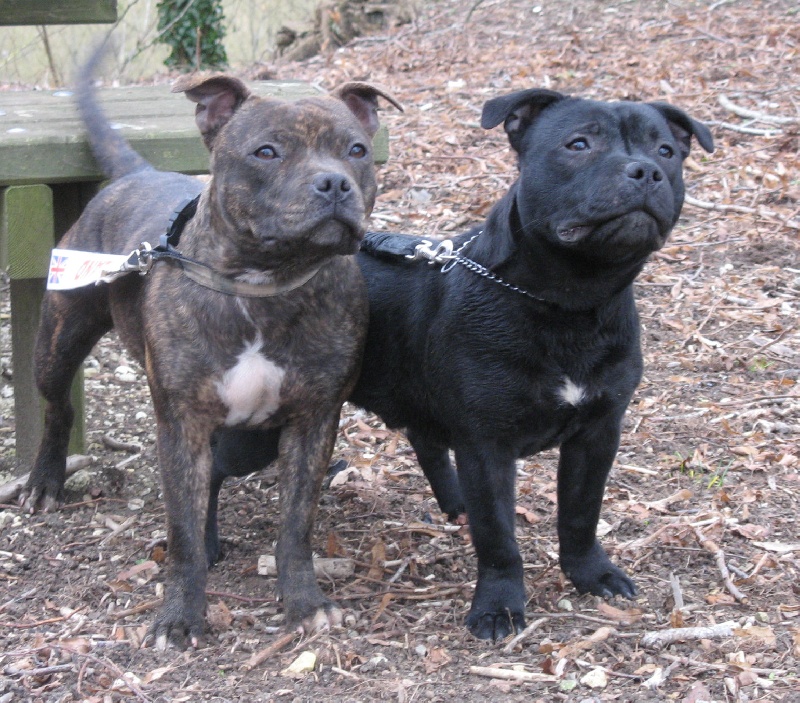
[20,46,400,648]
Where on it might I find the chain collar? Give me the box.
[406,231,549,303]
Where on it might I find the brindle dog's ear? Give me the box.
[333,82,404,138]
[481,88,566,153]
[172,74,251,150]
[648,102,715,157]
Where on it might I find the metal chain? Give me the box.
[453,254,548,303]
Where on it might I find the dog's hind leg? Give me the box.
[206,427,281,566]
[406,427,465,522]
[20,289,113,512]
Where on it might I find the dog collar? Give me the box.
[126,196,323,298]
[362,230,550,304]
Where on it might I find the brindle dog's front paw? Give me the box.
[561,541,637,600]
[147,598,206,651]
[18,479,63,514]
[284,593,343,634]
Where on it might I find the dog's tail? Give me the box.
[76,43,152,181]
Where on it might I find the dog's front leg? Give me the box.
[454,443,525,640]
[275,411,343,633]
[150,419,212,650]
[557,414,637,599]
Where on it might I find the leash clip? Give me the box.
[406,239,457,267]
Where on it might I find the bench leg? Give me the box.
[1,185,85,469]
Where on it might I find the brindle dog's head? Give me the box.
[171,74,402,273]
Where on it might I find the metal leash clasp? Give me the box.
[127,241,156,276]
[406,238,458,269]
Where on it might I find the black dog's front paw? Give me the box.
[466,607,525,641]
[561,541,637,599]
[466,569,526,640]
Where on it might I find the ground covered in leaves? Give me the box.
[1,0,799,700]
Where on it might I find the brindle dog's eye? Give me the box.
[658,144,674,158]
[254,145,278,160]
[349,143,368,158]
[566,138,589,151]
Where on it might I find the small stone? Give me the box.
[281,651,316,677]
[64,469,92,493]
[580,667,608,689]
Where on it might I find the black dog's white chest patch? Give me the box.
[558,377,587,407]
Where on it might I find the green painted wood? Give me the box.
[0,0,117,25]
[2,184,56,279]
[0,80,391,185]
[10,278,45,467]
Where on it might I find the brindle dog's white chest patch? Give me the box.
[217,334,284,426]
[559,377,587,407]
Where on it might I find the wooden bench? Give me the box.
[0,3,390,466]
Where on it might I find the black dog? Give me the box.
[210,88,714,640]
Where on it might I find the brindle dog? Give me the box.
[20,46,401,648]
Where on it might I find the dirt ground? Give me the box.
[1,0,799,701]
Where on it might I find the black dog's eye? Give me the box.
[658,144,674,158]
[566,138,589,151]
[254,145,278,160]
[349,143,368,158]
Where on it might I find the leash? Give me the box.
[49,196,321,298]
[362,230,549,303]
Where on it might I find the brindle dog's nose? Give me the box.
[312,172,352,201]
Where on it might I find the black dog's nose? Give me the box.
[312,172,352,200]
[625,161,663,183]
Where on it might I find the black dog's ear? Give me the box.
[648,102,715,157]
[333,82,404,138]
[172,74,251,150]
[481,89,566,151]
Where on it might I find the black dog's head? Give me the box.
[171,74,402,273]
[481,89,714,265]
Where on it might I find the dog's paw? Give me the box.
[18,482,63,514]
[467,567,526,640]
[146,601,205,651]
[466,608,525,641]
[295,602,343,635]
[562,542,638,600]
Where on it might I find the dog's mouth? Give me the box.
[556,210,667,248]
[556,224,594,243]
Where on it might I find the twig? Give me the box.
[669,573,684,610]
[706,120,783,136]
[684,195,800,231]
[659,652,788,676]
[99,515,137,546]
[240,631,297,671]
[4,663,75,677]
[102,434,143,453]
[469,665,556,683]
[692,525,749,603]
[0,587,37,614]
[502,616,549,653]
[641,621,736,648]
[719,94,799,125]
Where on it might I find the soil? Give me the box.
[1,0,798,701]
